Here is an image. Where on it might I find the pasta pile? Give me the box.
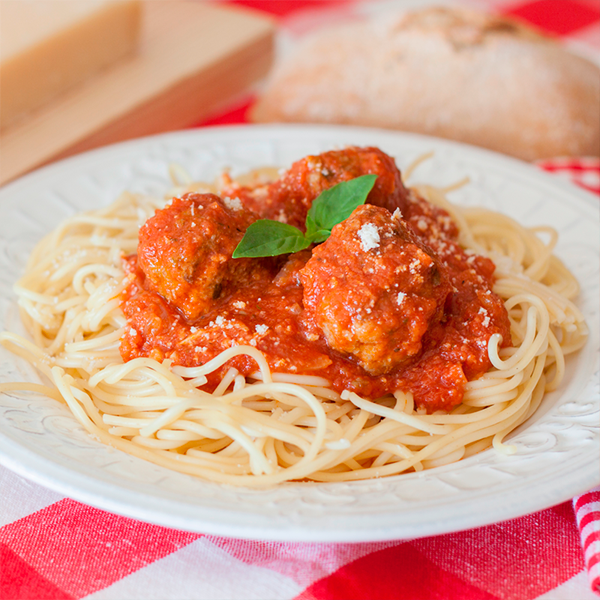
[0,171,587,486]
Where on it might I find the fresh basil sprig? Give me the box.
[232,174,377,258]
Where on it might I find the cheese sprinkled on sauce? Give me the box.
[357,223,380,251]
[223,196,243,211]
[479,306,491,327]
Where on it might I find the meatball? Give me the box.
[137,192,263,321]
[299,204,451,375]
[223,146,411,229]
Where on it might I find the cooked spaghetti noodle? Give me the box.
[0,152,587,486]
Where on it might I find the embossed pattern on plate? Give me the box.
[0,125,598,542]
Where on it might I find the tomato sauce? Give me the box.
[120,147,511,413]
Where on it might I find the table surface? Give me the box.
[1,1,599,599]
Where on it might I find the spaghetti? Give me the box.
[0,150,588,486]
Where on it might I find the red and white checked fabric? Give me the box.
[1,1,599,599]
[574,487,600,594]
[1,463,599,600]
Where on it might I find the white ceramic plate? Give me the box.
[0,125,598,542]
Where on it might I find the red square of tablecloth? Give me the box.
[502,0,600,35]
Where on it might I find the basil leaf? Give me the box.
[307,174,377,233]
[233,174,379,258]
[304,213,319,239]
[232,220,310,258]
[306,229,330,244]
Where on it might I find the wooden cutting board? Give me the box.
[0,1,275,186]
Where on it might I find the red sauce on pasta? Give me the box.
[120,147,511,413]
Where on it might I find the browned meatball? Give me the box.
[223,146,410,229]
[137,192,262,321]
[299,204,451,375]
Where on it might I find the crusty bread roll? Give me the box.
[251,6,600,161]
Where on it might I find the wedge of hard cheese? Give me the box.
[0,0,142,131]
[0,2,275,186]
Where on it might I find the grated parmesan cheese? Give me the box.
[357,223,380,251]
[409,258,421,273]
[478,307,490,327]
[223,196,242,211]
[275,209,288,224]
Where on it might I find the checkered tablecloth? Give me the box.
[1,1,599,599]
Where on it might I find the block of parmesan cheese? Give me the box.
[0,2,275,186]
[0,0,141,130]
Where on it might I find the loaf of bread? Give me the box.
[251,7,600,161]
